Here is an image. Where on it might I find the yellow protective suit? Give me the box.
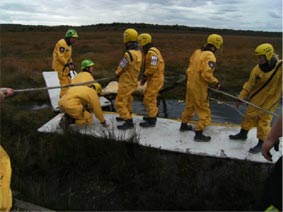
[0,146,12,212]
[143,47,165,117]
[238,60,282,141]
[71,71,94,85]
[115,49,142,119]
[181,49,219,131]
[58,72,105,125]
[52,38,73,97]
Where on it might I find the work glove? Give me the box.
[215,82,221,90]
[235,100,242,109]
[68,62,75,70]
[140,75,147,86]
[83,104,92,112]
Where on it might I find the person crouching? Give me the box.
[58,59,107,130]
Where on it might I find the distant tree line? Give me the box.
[0,22,281,37]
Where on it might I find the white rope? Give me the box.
[14,76,116,93]
[208,97,245,117]
[208,87,278,117]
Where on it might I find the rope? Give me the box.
[14,76,116,93]
[208,97,245,117]
[208,87,278,117]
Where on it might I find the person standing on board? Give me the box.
[115,28,142,130]
[180,34,223,142]
[0,88,14,212]
[58,59,107,130]
[52,28,79,97]
[138,33,165,128]
[229,43,282,154]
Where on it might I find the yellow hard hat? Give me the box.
[255,43,274,61]
[123,28,138,43]
[138,33,152,46]
[207,34,223,49]
[93,83,102,95]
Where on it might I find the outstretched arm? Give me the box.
[262,113,282,161]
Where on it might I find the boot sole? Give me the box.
[116,117,125,122]
[179,128,192,132]
[194,138,211,142]
[249,149,261,154]
[229,137,247,141]
[139,124,156,128]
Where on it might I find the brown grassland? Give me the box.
[1,23,282,97]
[0,23,282,211]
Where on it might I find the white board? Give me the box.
[37,112,282,164]
[42,71,112,111]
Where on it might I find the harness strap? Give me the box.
[249,61,282,100]
[126,50,133,62]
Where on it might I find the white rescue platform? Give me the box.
[42,71,112,111]
[38,112,282,164]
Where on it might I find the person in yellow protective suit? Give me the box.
[229,43,282,154]
[52,29,78,97]
[0,88,14,212]
[138,33,165,128]
[58,59,107,129]
[115,28,142,130]
[0,146,12,212]
[180,34,223,142]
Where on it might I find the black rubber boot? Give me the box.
[143,116,150,121]
[229,129,248,140]
[116,116,125,122]
[139,117,157,128]
[194,131,211,142]
[59,114,75,130]
[179,123,193,132]
[249,139,264,154]
[117,119,134,130]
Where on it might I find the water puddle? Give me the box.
[15,103,51,111]
[133,99,247,124]
[17,99,280,125]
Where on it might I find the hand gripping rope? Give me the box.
[208,87,278,118]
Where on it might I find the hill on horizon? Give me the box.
[1,22,281,36]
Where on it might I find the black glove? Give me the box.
[68,62,75,70]
[140,75,147,85]
[83,104,92,112]
[215,82,221,90]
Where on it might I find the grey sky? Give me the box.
[0,0,282,32]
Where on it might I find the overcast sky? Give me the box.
[0,0,282,32]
